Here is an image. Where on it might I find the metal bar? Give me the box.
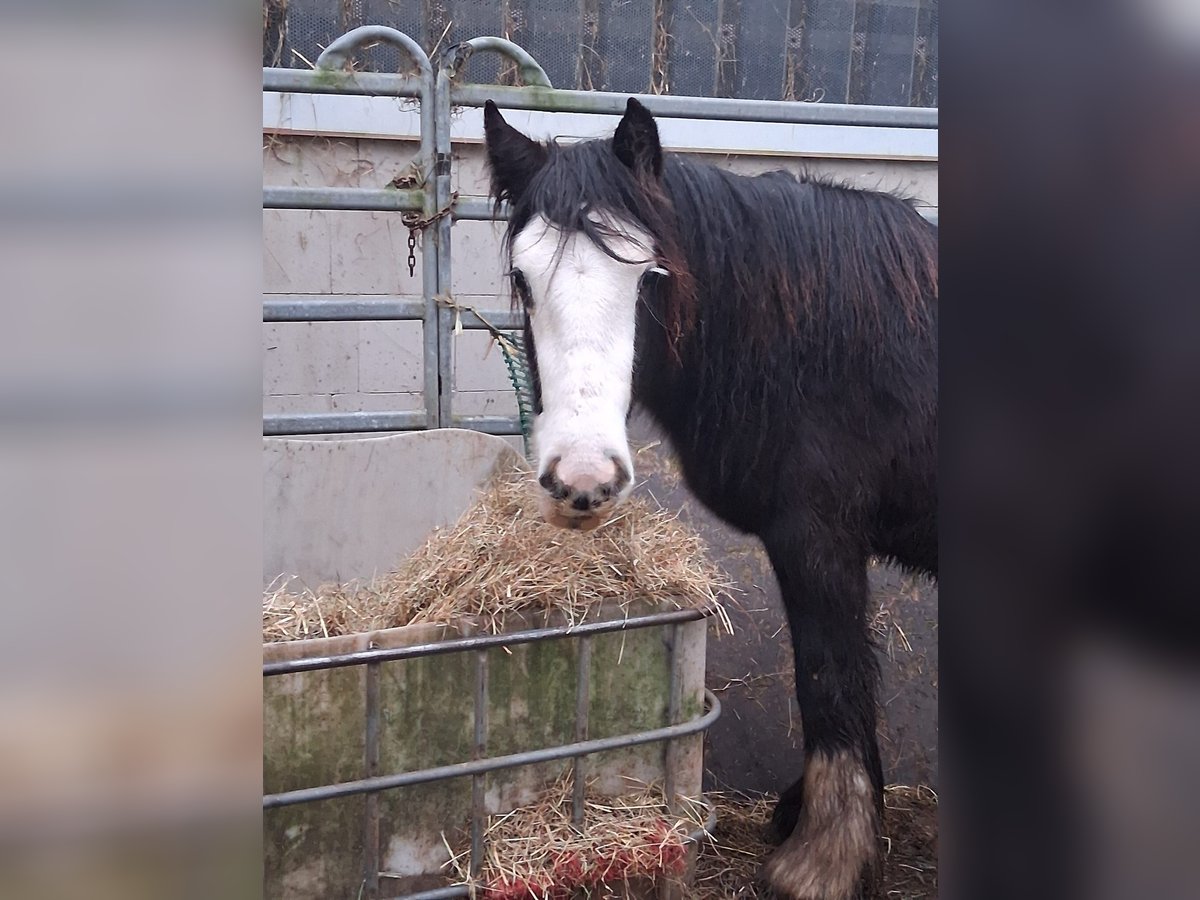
[452,196,504,221]
[450,84,938,128]
[571,636,592,827]
[263,186,425,212]
[418,79,441,429]
[264,410,427,436]
[265,608,708,676]
[434,65,456,431]
[364,660,382,899]
[449,415,522,436]
[394,887,470,900]
[663,622,685,817]
[659,633,689,900]
[453,308,524,330]
[263,297,520,328]
[263,296,425,323]
[470,649,489,877]
[316,25,433,78]
[443,37,554,88]
[264,690,720,808]
[689,799,718,843]
[263,67,425,98]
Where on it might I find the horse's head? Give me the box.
[484,98,671,530]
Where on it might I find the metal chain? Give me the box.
[401,191,459,279]
[405,229,417,277]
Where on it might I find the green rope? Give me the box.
[438,296,536,459]
[494,331,536,460]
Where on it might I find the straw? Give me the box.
[691,786,938,899]
[445,774,709,898]
[264,464,734,643]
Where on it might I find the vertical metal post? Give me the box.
[363,660,382,899]
[470,648,490,876]
[434,64,457,429]
[572,636,592,827]
[663,623,685,817]
[420,74,443,428]
[660,623,688,900]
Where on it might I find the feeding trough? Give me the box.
[263,430,725,899]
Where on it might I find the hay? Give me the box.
[691,786,938,899]
[445,774,709,898]
[263,464,733,642]
[439,781,937,898]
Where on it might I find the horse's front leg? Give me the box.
[760,525,883,900]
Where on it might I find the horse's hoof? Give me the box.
[761,752,878,899]
[764,776,806,845]
[763,796,803,846]
[763,841,871,900]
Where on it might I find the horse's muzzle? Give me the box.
[535,454,632,530]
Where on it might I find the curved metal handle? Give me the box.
[441,36,553,88]
[316,25,433,78]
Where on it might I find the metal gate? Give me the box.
[262,24,937,440]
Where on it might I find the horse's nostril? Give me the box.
[538,456,563,493]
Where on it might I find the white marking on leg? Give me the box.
[764,749,879,900]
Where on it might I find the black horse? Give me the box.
[484,97,937,900]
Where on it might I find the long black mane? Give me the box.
[499,137,938,510]
[500,138,936,371]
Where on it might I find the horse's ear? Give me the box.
[613,97,662,178]
[484,100,547,202]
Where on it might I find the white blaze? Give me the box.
[510,213,655,500]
